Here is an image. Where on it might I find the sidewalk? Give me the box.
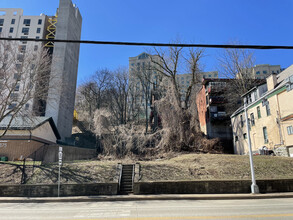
[1,192,293,203]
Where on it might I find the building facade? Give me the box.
[236,64,281,80]
[0,0,82,141]
[231,65,293,156]
[196,79,235,152]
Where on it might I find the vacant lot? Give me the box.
[139,154,293,181]
[1,154,293,184]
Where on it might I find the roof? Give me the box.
[231,64,293,118]
[0,116,61,139]
[277,64,293,83]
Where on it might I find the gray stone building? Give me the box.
[0,0,82,142]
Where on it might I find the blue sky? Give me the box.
[2,0,293,84]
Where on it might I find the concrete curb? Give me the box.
[1,193,293,203]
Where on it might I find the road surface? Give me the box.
[1,198,293,220]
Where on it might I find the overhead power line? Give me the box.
[0,37,293,50]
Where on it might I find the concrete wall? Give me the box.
[133,179,293,195]
[31,145,96,163]
[0,140,43,160]
[46,0,82,141]
[0,183,117,197]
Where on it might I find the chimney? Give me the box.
[266,73,278,91]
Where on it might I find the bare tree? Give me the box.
[129,59,164,133]
[149,46,207,151]
[150,47,204,110]
[0,40,53,137]
[75,69,112,129]
[217,45,264,115]
[218,46,256,94]
[108,67,130,125]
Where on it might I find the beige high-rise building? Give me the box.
[236,64,281,80]
[0,0,82,141]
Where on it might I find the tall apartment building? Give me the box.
[129,53,162,120]
[0,0,82,141]
[236,64,281,80]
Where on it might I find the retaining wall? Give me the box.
[0,183,118,197]
[133,179,293,194]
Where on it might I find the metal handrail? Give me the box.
[118,164,122,190]
[131,164,135,189]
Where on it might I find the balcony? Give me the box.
[209,96,227,104]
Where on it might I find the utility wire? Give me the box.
[0,37,293,49]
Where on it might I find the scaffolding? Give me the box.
[45,14,58,48]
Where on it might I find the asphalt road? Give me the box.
[1,198,293,220]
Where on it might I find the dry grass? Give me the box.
[139,154,293,181]
[1,154,293,184]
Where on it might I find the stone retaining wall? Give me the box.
[133,179,293,194]
[0,183,118,197]
[1,179,293,197]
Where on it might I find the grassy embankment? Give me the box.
[1,154,293,184]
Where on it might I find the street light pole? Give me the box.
[244,99,259,194]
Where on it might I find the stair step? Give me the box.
[119,164,135,194]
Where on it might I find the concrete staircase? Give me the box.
[119,164,134,194]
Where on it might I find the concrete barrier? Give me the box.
[0,183,118,197]
[133,179,293,194]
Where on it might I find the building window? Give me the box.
[250,113,255,126]
[17,54,24,62]
[25,104,30,110]
[287,126,293,135]
[266,102,271,116]
[8,103,17,110]
[14,84,20,91]
[38,19,42,25]
[0,19,4,26]
[15,64,22,70]
[240,115,244,127]
[21,36,28,44]
[22,27,29,35]
[256,71,260,75]
[11,19,15,24]
[36,28,41,33]
[23,19,31,26]
[36,36,40,39]
[243,133,247,139]
[0,27,2,33]
[257,106,261,118]
[19,45,26,53]
[263,70,267,74]
[263,127,268,144]
[9,27,14,33]
[14,73,21,80]
[10,93,18,101]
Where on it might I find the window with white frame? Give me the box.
[287,126,293,135]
